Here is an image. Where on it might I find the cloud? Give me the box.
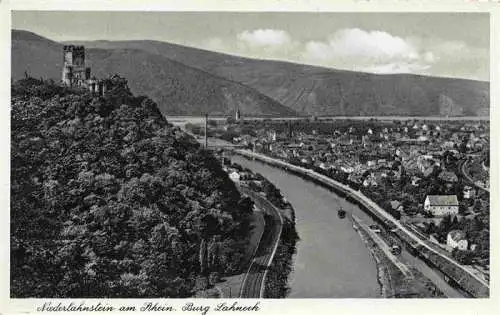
[237,29,292,48]
[301,28,436,74]
[200,29,297,58]
[425,40,489,80]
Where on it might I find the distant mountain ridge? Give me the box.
[68,38,490,117]
[11,30,298,117]
[12,30,489,117]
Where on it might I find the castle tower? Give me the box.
[62,45,91,87]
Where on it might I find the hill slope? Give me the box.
[11,76,254,297]
[71,39,490,117]
[11,30,298,117]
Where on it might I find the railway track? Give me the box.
[238,188,283,298]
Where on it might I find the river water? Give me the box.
[232,156,381,298]
[231,155,466,298]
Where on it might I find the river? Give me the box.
[232,156,381,298]
[231,155,466,298]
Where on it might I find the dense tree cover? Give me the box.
[11,77,253,298]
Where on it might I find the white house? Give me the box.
[463,186,476,199]
[268,130,277,142]
[229,171,241,182]
[424,195,459,216]
[447,230,468,251]
[411,176,422,186]
[363,174,378,188]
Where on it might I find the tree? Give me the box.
[453,249,474,265]
[459,200,469,215]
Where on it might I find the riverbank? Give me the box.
[263,211,298,298]
[352,216,446,298]
[233,150,488,298]
[351,217,393,298]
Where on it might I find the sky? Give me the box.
[12,11,490,81]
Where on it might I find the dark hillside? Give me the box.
[12,30,298,117]
[11,76,253,297]
[73,38,490,117]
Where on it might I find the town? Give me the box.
[187,114,490,284]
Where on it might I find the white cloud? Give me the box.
[330,28,417,60]
[237,29,292,48]
[425,40,489,80]
[301,28,435,74]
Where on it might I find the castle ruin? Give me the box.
[62,45,106,95]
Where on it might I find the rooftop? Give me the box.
[426,195,459,206]
[448,230,467,242]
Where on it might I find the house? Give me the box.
[395,148,410,161]
[348,173,363,185]
[301,156,313,165]
[424,195,459,216]
[363,174,378,188]
[442,141,456,150]
[463,185,476,199]
[447,230,468,251]
[341,165,354,173]
[411,176,422,186]
[377,159,387,166]
[229,171,241,182]
[418,135,429,142]
[423,165,435,178]
[390,200,404,212]
[417,156,434,173]
[267,130,277,142]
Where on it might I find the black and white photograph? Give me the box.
[5,2,495,309]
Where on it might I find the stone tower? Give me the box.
[62,45,91,87]
[235,109,241,121]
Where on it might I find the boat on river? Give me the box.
[337,207,346,218]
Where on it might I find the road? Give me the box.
[235,150,490,293]
[352,215,413,279]
[238,187,283,298]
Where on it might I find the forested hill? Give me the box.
[11,76,254,298]
[11,30,298,117]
